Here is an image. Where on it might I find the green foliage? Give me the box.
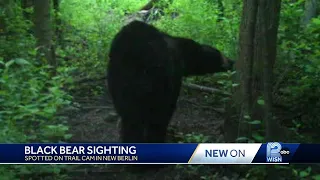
[58,0,147,78]
[155,0,239,57]
[0,3,35,61]
[0,2,74,178]
[276,0,320,133]
[57,0,240,92]
[236,118,264,143]
[1,0,320,179]
[0,58,72,142]
[292,166,312,178]
[175,132,210,143]
[0,57,72,178]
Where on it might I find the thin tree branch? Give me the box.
[74,76,230,96]
[182,82,231,95]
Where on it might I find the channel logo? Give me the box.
[266,142,290,163]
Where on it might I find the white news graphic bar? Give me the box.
[188,143,262,164]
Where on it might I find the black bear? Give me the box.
[107,20,233,143]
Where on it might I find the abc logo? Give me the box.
[280,148,290,156]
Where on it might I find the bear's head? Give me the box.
[200,44,234,72]
[182,43,234,76]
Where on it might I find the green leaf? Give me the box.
[247,120,261,125]
[252,132,264,142]
[244,115,251,119]
[64,134,73,140]
[312,174,320,180]
[232,83,239,87]
[312,18,320,25]
[43,107,56,114]
[236,137,249,142]
[217,80,224,84]
[306,166,312,173]
[46,125,57,130]
[5,60,15,68]
[257,99,265,105]
[275,165,290,170]
[14,58,31,65]
[60,125,69,132]
[27,135,37,140]
[299,171,310,178]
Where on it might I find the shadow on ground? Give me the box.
[65,87,241,180]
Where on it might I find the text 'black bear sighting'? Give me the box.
[107,20,234,143]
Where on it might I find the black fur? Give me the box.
[107,20,233,144]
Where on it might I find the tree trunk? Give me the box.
[224,0,258,142]
[259,0,281,142]
[301,0,318,27]
[53,0,62,46]
[34,0,56,70]
[224,0,282,145]
[263,4,282,179]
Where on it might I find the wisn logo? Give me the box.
[266,142,290,163]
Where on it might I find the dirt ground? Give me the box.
[65,86,241,180]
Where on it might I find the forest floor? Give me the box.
[63,85,244,180]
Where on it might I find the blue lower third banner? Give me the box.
[0,143,319,164]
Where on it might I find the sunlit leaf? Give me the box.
[236,137,249,142]
[299,171,310,178]
[247,120,261,125]
[252,133,264,142]
[14,58,31,65]
[257,99,265,105]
